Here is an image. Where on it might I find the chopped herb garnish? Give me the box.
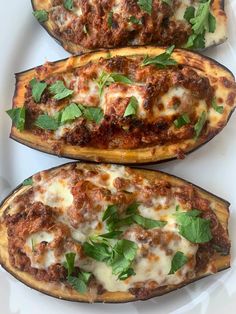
[64,252,76,276]
[6,107,26,132]
[96,71,132,97]
[142,46,177,68]
[194,111,207,138]
[184,6,195,23]
[129,16,142,25]
[33,10,48,23]
[168,251,188,274]
[175,210,212,243]
[212,98,224,114]
[102,204,118,221]
[61,103,82,124]
[162,0,171,5]
[137,0,153,15]
[124,96,138,117]
[108,11,113,28]
[98,231,123,239]
[118,268,136,280]
[173,113,190,128]
[79,105,104,124]
[30,78,47,103]
[63,0,73,11]
[22,177,33,186]
[126,202,140,215]
[132,215,167,229]
[49,80,74,100]
[34,114,60,131]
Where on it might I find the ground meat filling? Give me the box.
[3,165,230,298]
[49,0,190,49]
[24,55,214,150]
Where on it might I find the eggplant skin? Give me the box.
[0,162,231,303]
[10,46,236,164]
[31,0,227,55]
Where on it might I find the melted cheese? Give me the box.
[18,164,200,292]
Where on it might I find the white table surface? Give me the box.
[0,1,236,313]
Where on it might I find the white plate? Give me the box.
[0,1,236,313]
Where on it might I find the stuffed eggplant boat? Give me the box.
[31,0,227,54]
[0,163,230,302]
[8,47,236,164]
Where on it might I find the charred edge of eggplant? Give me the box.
[0,161,230,215]
[30,0,227,55]
[0,255,230,303]
[14,45,235,80]
[9,104,236,168]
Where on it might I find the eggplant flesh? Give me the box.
[0,163,231,303]
[31,0,227,54]
[10,46,236,164]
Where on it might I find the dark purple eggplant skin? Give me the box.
[0,161,230,303]
[31,0,226,54]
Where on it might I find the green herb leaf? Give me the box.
[211,98,224,114]
[108,11,113,28]
[190,0,211,35]
[61,103,82,123]
[64,252,76,276]
[63,0,73,11]
[132,214,167,229]
[96,71,132,96]
[124,96,138,117]
[162,0,171,5]
[184,6,195,23]
[34,114,60,130]
[137,0,153,15]
[142,46,177,68]
[67,272,91,293]
[168,251,188,274]
[110,240,138,275]
[194,111,207,138]
[30,78,47,103]
[82,106,104,124]
[208,12,216,33]
[102,205,118,221]
[49,80,74,100]
[83,242,111,262]
[22,177,33,186]
[33,10,48,23]
[173,113,190,128]
[126,202,140,215]
[99,231,123,239]
[175,210,212,243]
[118,268,136,280]
[6,107,26,131]
[129,16,142,25]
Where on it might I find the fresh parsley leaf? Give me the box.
[142,46,177,68]
[61,103,82,123]
[173,113,190,128]
[137,0,153,15]
[190,0,211,35]
[99,231,123,239]
[64,252,76,276]
[184,6,195,23]
[118,268,136,280]
[126,202,140,215]
[6,107,26,131]
[22,177,33,186]
[132,214,167,229]
[81,106,104,124]
[96,71,132,96]
[108,11,113,28]
[129,16,142,25]
[49,80,74,100]
[175,210,212,243]
[83,241,111,262]
[67,271,91,293]
[34,114,60,130]
[208,12,216,33]
[211,98,223,114]
[102,204,118,221]
[33,10,48,23]
[168,251,188,274]
[30,78,47,103]
[194,111,207,138]
[124,96,138,117]
[63,0,73,11]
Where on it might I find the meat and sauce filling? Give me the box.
[21,50,223,152]
[3,164,230,298]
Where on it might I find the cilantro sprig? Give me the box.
[49,80,74,100]
[64,252,92,293]
[142,46,177,68]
